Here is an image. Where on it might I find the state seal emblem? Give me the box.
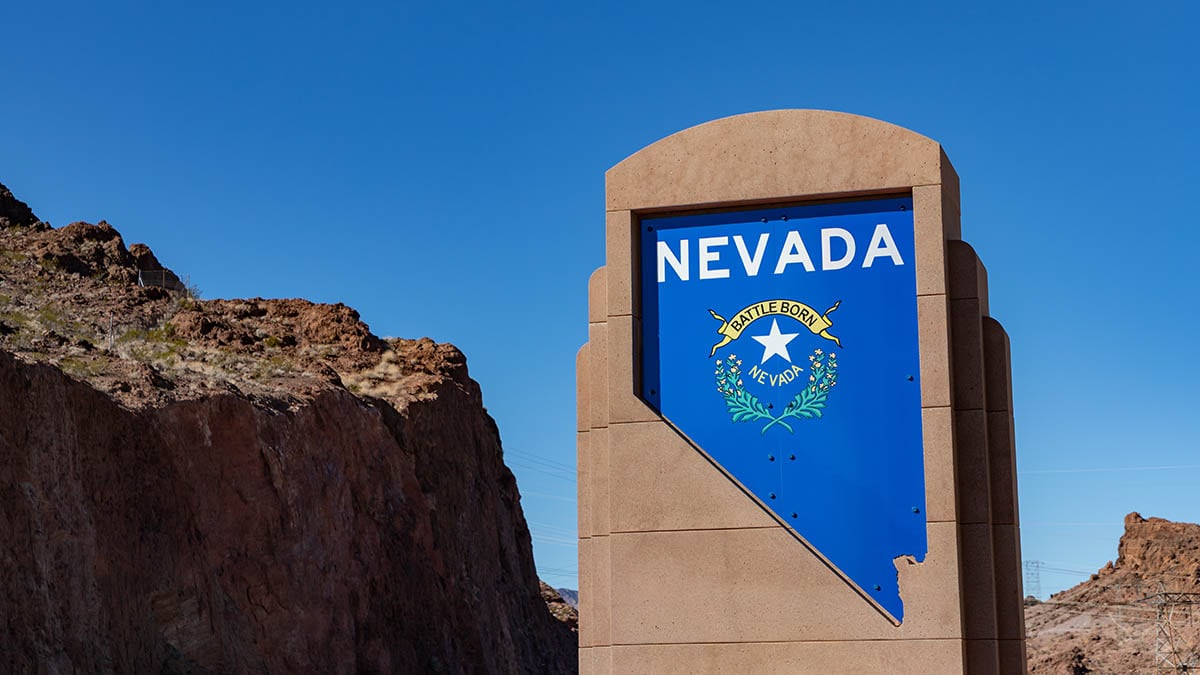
[708,300,841,434]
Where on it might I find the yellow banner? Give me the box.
[708,299,842,357]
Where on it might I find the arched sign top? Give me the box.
[606,109,956,212]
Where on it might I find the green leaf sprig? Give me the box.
[761,350,837,433]
[714,349,839,435]
[714,355,790,433]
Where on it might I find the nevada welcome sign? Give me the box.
[640,196,926,622]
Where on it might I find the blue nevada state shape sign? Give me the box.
[639,197,927,622]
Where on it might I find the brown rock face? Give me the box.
[31,220,140,283]
[0,181,38,227]
[0,185,576,673]
[1026,513,1200,673]
[1116,512,1200,582]
[0,341,576,674]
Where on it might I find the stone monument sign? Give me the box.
[577,110,1025,674]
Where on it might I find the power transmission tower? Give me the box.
[1024,560,1044,599]
[1140,587,1200,673]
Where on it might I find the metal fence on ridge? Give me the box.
[137,269,188,294]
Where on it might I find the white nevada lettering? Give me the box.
[656,225,904,283]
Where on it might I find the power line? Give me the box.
[531,534,577,546]
[528,521,578,538]
[538,566,578,576]
[1022,521,1124,526]
[506,449,576,473]
[1020,464,1200,475]
[508,460,574,476]
[508,462,576,483]
[1033,598,1158,615]
[1041,562,1099,571]
[520,490,576,503]
[538,571,579,585]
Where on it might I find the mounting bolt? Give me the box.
[906,375,914,381]
[788,454,796,461]
[873,584,882,591]
[912,507,921,514]
[790,512,798,518]
[768,454,775,462]
[768,492,776,499]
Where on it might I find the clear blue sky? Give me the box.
[3,1,1198,597]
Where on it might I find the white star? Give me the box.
[751,318,800,365]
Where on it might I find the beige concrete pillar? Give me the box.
[578,110,1025,674]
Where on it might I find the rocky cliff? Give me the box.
[0,183,577,673]
[1026,513,1200,673]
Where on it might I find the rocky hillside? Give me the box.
[555,588,579,611]
[1026,513,1200,674]
[0,183,577,673]
[540,583,578,633]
